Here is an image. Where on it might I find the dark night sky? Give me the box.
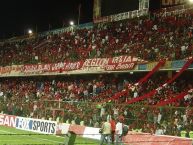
[0,0,94,39]
[0,0,161,39]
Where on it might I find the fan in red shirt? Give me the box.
[110,116,116,144]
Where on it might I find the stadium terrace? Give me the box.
[0,1,193,145]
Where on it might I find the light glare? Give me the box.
[70,21,74,26]
[189,0,193,3]
[28,29,33,34]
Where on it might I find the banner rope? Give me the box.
[126,57,193,105]
[156,89,193,106]
[100,59,166,103]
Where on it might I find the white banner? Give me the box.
[15,117,57,134]
[83,127,101,140]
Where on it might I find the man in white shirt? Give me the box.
[115,118,124,145]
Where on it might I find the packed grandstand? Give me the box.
[0,2,193,145]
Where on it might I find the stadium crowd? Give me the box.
[2,72,191,106]
[0,6,193,139]
[0,73,192,137]
[0,9,193,66]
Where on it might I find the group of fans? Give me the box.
[0,4,193,143]
[99,115,128,145]
[0,7,193,66]
[0,73,192,138]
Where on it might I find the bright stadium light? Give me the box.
[28,29,33,35]
[70,21,74,26]
[189,0,193,3]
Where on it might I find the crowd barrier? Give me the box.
[0,114,192,145]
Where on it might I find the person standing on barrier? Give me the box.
[100,118,112,145]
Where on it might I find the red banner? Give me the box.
[82,56,142,68]
[23,61,84,74]
[0,66,22,75]
[105,62,135,71]
[123,132,192,145]
[23,64,52,73]
[22,55,145,74]
[0,55,146,75]
[0,114,16,128]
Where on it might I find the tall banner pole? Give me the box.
[78,4,81,26]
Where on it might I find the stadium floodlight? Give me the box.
[70,21,74,26]
[28,29,33,35]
